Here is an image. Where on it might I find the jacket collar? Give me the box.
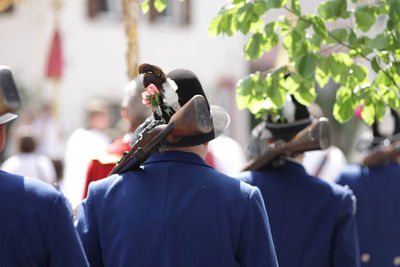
[143,150,212,168]
[279,159,309,176]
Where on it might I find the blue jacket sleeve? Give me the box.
[238,186,278,267]
[76,186,103,267]
[331,191,360,267]
[46,193,89,267]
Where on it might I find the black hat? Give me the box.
[372,108,400,146]
[264,95,312,140]
[355,106,400,151]
[139,64,229,147]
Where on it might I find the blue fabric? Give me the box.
[76,150,278,267]
[237,160,360,267]
[0,171,88,267]
[336,162,400,266]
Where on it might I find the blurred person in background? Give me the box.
[204,134,247,176]
[237,94,360,267]
[1,134,57,184]
[0,66,88,266]
[62,97,111,209]
[336,107,400,266]
[83,77,151,198]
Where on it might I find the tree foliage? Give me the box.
[144,0,400,125]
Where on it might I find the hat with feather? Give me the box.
[264,94,312,140]
[137,63,230,147]
[355,105,400,150]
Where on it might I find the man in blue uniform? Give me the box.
[0,66,88,266]
[336,107,400,266]
[237,95,360,267]
[76,64,278,267]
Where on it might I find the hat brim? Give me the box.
[0,113,17,125]
[211,105,230,139]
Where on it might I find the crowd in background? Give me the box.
[0,96,350,203]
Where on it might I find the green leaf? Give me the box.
[219,10,238,36]
[141,0,150,14]
[327,28,348,43]
[290,0,301,15]
[361,102,375,125]
[383,89,400,110]
[264,32,279,52]
[283,30,307,60]
[316,66,330,88]
[294,79,317,105]
[376,1,389,16]
[236,94,265,114]
[318,0,348,21]
[333,87,354,122]
[265,77,287,108]
[282,74,301,94]
[348,29,357,46]
[315,57,331,88]
[236,73,266,114]
[388,1,400,31]
[253,1,269,15]
[393,62,400,77]
[267,0,288,9]
[295,16,312,33]
[154,0,167,13]
[355,4,376,32]
[236,3,253,34]
[249,16,265,33]
[351,64,368,83]
[371,57,380,73]
[312,16,327,38]
[264,21,276,36]
[244,33,267,60]
[374,98,387,121]
[296,53,316,78]
[374,71,392,88]
[367,33,390,51]
[380,51,391,64]
[208,16,222,37]
[332,52,353,66]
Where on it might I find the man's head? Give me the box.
[84,97,112,132]
[138,63,230,148]
[121,77,152,132]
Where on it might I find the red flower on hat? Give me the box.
[142,83,160,107]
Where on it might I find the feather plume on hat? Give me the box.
[139,63,181,120]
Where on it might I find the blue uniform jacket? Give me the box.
[0,171,88,267]
[336,162,400,266]
[237,160,360,267]
[76,150,278,267]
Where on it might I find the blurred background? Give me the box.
[0,0,372,182]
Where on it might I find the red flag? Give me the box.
[46,29,63,79]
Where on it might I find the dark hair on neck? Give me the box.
[138,63,167,91]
